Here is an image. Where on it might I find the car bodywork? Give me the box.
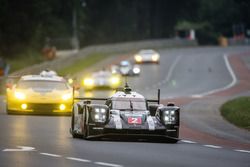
[111,60,140,76]
[6,72,73,115]
[134,49,160,64]
[70,85,180,143]
[82,70,121,91]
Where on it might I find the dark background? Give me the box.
[0,0,249,57]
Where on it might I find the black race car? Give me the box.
[70,84,180,143]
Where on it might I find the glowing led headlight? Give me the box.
[95,114,99,120]
[62,93,72,100]
[83,78,94,86]
[152,54,159,61]
[163,110,176,124]
[15,92,26,100]
[94,108,107,122]
[111,77,120,85]
[21,104,27,110]
[68,78,74,84]
[133,67,140,74]
[134,55,142,62]
[95,108,100,113]
[164,116,170,122]
[101,108,106,113]
[59,104,66,110]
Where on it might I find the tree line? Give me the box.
[0,0,249,58]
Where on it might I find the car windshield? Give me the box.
[140,50,155,54]
[16,80,69,90]
[112,99,147,111]
[93,71,111,78]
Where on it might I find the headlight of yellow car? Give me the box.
[14,91,26,100]
[62,93,72,101]
[152,54,160,61]
[134,55,142,62]
[111,76,120,86]
[83,78,94,86]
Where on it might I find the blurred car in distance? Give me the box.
[134,49,160,64]
[82,70,121,91]
[111,60,140,76]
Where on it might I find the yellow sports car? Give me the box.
[6,72,74,115]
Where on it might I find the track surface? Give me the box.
[0,46,250,167]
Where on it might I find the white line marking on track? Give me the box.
[94,161,123,167]
[3,146,36,152]
[66,157,91,163]
[164,55,182,83]
[40,153,62,157]
[190,94,203,98]
[203,145,222,149]
[234,149,250,154]
[143,55,181,92]
[191,54,237,97]
[181,140,197,144]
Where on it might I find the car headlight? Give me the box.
[15,91,26,100]
[59,104,66,110]
[111,76,120,85]
[163,110,176,124]
[83,78,94,86]
[134,55,142,62]
[133,67,140,74]
[68,78,74,84]
[152,54,160,61]
[62,93,72,101]
[93,107,108,123]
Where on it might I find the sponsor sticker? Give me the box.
[128,117,142,124]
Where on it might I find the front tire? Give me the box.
[167,129,179,143]
[71,111,78,138]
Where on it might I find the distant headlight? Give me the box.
[83,78,94,86]
[152,54,160,61]
[111,76,120,85]
[133,67,140,74]
[62,93,72,101]
[68,78,74,84]
[134,55,142,62]
[15,91,26,100]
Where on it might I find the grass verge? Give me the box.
[7,50,44,73]
[220,97,250,130]
[58,52,110,76]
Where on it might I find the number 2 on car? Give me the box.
[128,117,142,124]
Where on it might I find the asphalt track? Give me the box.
[0,46,250,167]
